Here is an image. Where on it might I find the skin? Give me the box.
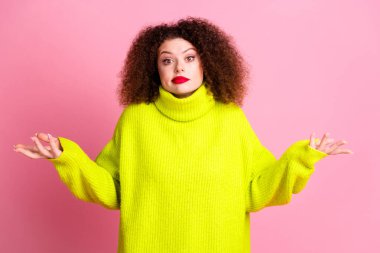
[157,37,204,98]
[14,133,63,159]
[13,39,353,158]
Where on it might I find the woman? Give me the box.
[14,17,353,253]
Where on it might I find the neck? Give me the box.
[153,82,215,122]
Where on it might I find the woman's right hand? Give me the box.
[14,133,63,159]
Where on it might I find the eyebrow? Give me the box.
[159,47,196,55]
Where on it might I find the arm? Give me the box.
[245,135,328,213]
[47,114,124,210]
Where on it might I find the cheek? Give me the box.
[196,64,203,78]
[157,66,169,80]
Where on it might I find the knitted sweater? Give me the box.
[48,82,328,253]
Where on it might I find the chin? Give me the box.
[172,90,195,98]
[162,82,200,96]
[170,84,191,91]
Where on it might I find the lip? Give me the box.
[172,76,190,84]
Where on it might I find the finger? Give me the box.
[36,132,51,143]
[309,132,316,148]
[328,148,354,155]
[48,133,61,157]
[322,138,334,146]
[14,143,39,152]
[327,140,347,151]
[318,132,330,150]
[328,140,353,154]
[14,147,47,159]
[39,132,60,148]
[31,136,52,158]
[325,138,335,148]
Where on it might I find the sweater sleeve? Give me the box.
[47,113,124,210]
[245,133,328,213]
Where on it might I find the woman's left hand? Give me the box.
[309,132,353,155]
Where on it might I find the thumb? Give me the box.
[35,132,50,143]
[36,132,59,145]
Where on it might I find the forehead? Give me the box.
[158,38,197,54]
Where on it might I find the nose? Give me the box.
[175,62,184,73]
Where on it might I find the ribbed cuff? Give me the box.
[47,137,83,183]
[47,137,79,164]
[291,139,328,167]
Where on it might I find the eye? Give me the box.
[186,56,195,61]
[162,58,173,65]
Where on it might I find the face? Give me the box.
[157,37,204,98]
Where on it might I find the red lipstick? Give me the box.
[172,76,189,84]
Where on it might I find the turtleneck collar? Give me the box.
[153,82,215,122]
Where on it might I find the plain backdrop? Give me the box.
[1,0,379,252]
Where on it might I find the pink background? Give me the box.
[1,0,379,252]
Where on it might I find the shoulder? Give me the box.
[115,102,156,128]
[120,102,153,118]
[214,102,249,122]
[111,103,153,140]
[216,102,260,139]
[212,102,256,137]
[214,101,243,114]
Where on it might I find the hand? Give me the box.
[309,132,353,155]
[14,133,63,159]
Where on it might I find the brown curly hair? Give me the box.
[117,16,250,107]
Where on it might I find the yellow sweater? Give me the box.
[48,82,328,253]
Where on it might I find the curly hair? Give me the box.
[117,16,250,107]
